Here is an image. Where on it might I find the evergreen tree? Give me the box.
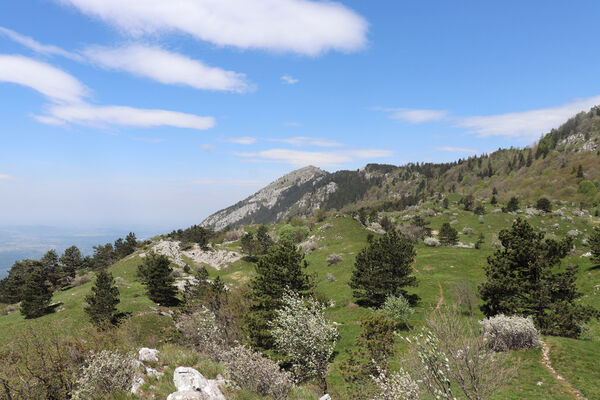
[92,243,114,270]
[589,227,600,265]
[20,265,52,319]
[438,222,458,245]
[240,232,260,259]
[349,231,417,307]
[0,259,39,304]
[442,197,449,209]
[245,241,313,349]
[490,195,498,205]
[526,149,533,167]
[256,225,274,254]
[492,187,498,196]
[480,218,597,337]
[60,245,82,280]
[460,194,474,211]
[139,253,178,306]
[576,164,584,178]
[535,197,552,213]
[40,249,61,287]
[503,196,519,212]
[84,270,120,327]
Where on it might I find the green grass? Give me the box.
[1,202,598,399]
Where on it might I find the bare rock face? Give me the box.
[138,348,159,362]
[167,367,225,400]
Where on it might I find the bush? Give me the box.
[423,237,440,247]
[480,315,540,352]
[176,307,226,360]
[378,294,413,328]
[71,274,91,287]
[223,345,293,400]
[535,197,552,212]
[72,350,138,400]
[371,365,419,400]
[438,222,458,245]
[327,253,343,265]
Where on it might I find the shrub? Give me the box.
[535,197,552,212]
[71,274,91,287]
[423,237,440,247]
[503,196,519,212]
[72,350,138,400]
[371,365,419,400]
[176,306,226,360]
[327,273,336,282]
[462,226,473,236]
[480,315,540,352]
[378,294,413,328]
[438,223,458,245]
[474,204,486,215]
[327,253,343,265]
[223,345,293,400]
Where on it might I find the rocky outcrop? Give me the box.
[167,367,226,400]
[138,348,159,362]
[151,240,241,270]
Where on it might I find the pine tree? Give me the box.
[20,265,52,319]
[256,225,274,254]
[40,249,61,287]
[84,270,120,327]
[503,196,519,212]
[589,227,600,265]
[246,241,313,349]
[139,253,178,306]
[349,231,417,307]
[479,218,597,337]
[60,245,82,280]
[577,164,584,178]
[439,222,458,245]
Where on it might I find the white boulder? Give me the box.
[138,348,159,362]
[168,367,225,400]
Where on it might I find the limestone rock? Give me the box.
[138,348,159,362]
[169,367,225,400]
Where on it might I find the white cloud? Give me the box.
[0,26,83,61]
[436,146,478,153]
[456,95,600,139]
[227,137,257,145]
[133,137,166,143]
[386,108,449,123]
[270,136,343,147]
[281,74,299,84]
[201,143,216,152]
[56,0,368,55]
[0,54,88,103]
[84,45,252,93]
[36,103,215,130]
[235,148,392,167]
[0,174,14,180]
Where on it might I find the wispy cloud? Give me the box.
[281,74,299,84]
[0,174,14,180]
[283,121,302,127]
[227,137,257,145]
[0,54,216,131]
[84,45,252,93]
[235,148,392,167]
[36,104,215,130]
[133,137,166,143]
[456,95,600,140]
[436,146,479,153]
[192,178,263,186]
[0,26,83,61]
[0,54,88,103]
[201,143,216,152]
[382,107,449,123]
[269,136,343,147]
[57,0,368,56]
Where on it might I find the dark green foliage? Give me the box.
[40,249,61,288]
[114,232,137,259]
[92,243,114,270]
[84,271,120,327]
[368,209,378,224]
[245,241,313,349]
[475,232,485,249]
[503,196,519,212]
[379,215,393,232]
[138,253,178,306]
[442,197,449,209]
[439,222,458,246]
[490,195,498,205]
[460,194,474,211]
[536,197,552,213]
[0,259,39,303]
[577,164,584,178]
[349,231,417,307]
[168,225,213,248]
[256,225,274,253]
[480,218,597,337]
[492,187,498,196]
[358,208,368,226]
[474,203,486,215]
[589,227,600,264]
[339,314,396,399]
[20,265,53,319]
[60,245,82,279]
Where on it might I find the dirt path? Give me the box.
[540,340,586,400]
[434,281,444,311]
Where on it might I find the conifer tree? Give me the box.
[40,249,61,287]
[439,222,458,246]
[503,196,519,212]
[589,227,600,264]
[139,253,178,306]
[84,270,120,327]
[480,218,597,337]
[60,245,83,279]
[20,265,52,319]
[246,240,313,349]
[349,231,417,307]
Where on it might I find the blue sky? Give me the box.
[1,0,600,230]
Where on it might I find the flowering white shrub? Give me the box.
[480,314,540,351]
[379,294,413,328]
[424,237,440,247]
[271,291,338,392]
[371,365,420,400]
[176,306,225,360]
[223,345,292,400]
[72,350,138,400]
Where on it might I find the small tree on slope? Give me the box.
[20,265,52,319]
[139,253,178,306]
[84,270,120,327]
